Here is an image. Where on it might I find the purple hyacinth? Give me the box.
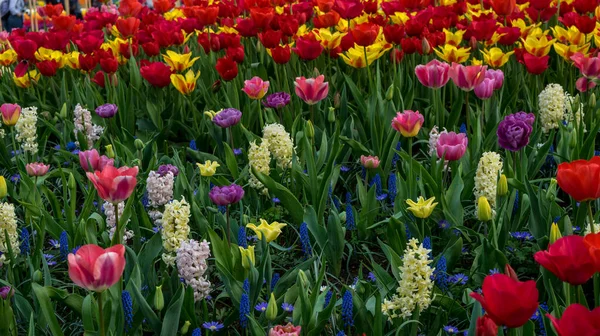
[208,184,245,206]
[157,164,179,177]
[95,103,118,118]
[213,108,242,128]
[263,92,291,109]
[497,114,533,152]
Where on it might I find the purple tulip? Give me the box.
[505,111,535,127]
[474,78,495,100]
[436,131,468,161]
[209,184,245,206]
[0,286,12,299]
[263,92,291,109]
[213,108,242,128]
[497,116,532,152]
[95,104,118,118]
[485,69,504,90]
[158,164,179,177]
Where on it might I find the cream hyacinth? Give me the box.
[73,104,104,148]
[161,197,191,265]
[262,123,294,169]
[473,151,503,212]
[176,239,212,301]
[537,83,583,133]
[15,106,38,155]
[382,238,434,319]
[248,139,271,195]
[146,171,175,207]
[0,202,20,265]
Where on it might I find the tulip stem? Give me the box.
[97,291,105,336]
[408,137,413,199]
[588,202,596,234]
[363,46,373,93]
[226,205,231,247]
[114,202,120,245]
[228,126,235,151]
[465,92,469,134]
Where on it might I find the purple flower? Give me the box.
[263,92,291,109]
[203,321,224,332]
[497,115,532,152]
[213,108,242,128]
[234,148,243,155]
[485,69,504,90]
[0,286,11,299]
[95,103,118,118]
[209,184,245,206]
[505,111,535,126]
[281,302,294,312]
[255,302,268,312]
[157,164,179,177]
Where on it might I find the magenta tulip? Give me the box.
[294,75,329,105]
[68,244,126,292]
[391,110,424,137]
[436,131,468,161]
[79,149,114,172]
[414,59,450,89]
[242,76,270,100]
[86,165,138,203]
[474,78,496,100]
[449,63,487,91]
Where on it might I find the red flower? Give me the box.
[142,41,160,57]
[68,244,126,292]
[572,0,598,14]
[584,232,600,271]
[313,11,340,28]
[476,315,498,336]
[52,15,76,32]
[278,15,299,36]
[13,39,37,61]
[78,53,98,72]
[259,29,283,49]
[470,274,538,328]
[270,45,291,64]
[350,22,379,47]
[547,304,600,336]
[152,0,175,14]
[496,27,520,45]
[197,5,219,26]
[316,0,335,12]
[75,31,104,54]
[573,14,596,34]
[98,52,118,74]
[250,7,275,29]
[390,48,404,64]
[92,71,117,88]
[520,52,549,75]
[118,0,143,17]
[333,0,364,19]
[489,0,515,16]
[86,165,138,203]
[115,17,140,38]
[293,36,323,61]
[43,3,63,17]
[215,56,239,81]
[140,61,172,88]
[556,157,600,202]
[534,235,596,285]
[383,24,404,44]
[236,18,258,37]
[226,46,245,63]
[37,60,59,77]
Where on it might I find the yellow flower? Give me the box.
[163,8,185,20]
[552,25,588,46]
[339,41,392,68]
[405,196,438,219]
[549,222,562,244]
[246,219,286,243]
[522,35,554,57]
[296,24,311,37]
[440,0,456,5]
[471,58,483,66]
[35,47,65,67]
[482,47,514,68]
[218,26,239,35]
[163,50,200,72]
[170,70,201,95]
[13,70,40,88]
[389,12,410,25]
[63,51,80,69]
[197,160,220,176]
[511,19,540,39]
[315,28,345,51]
[239,245,255,269]
[553,42,590,61]
[0,176,6,198]
[443,29,465,46]
[0,49,17,66]
[477,196,492,221]
[434,44,471,64]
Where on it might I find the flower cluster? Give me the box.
[262,123,294,169]
[0,202,19,265]
[14,106,38,154]
[102,202,132,242]
[146,170,175,207]
[248,139,271,195]
[161,197,191,265]
[73,104,103,148]
[176,239,212,301]
[473,152,503,213]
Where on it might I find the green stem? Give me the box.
[588,201,596,234]
[98,291,105,336]
[114,202,120,245]
[226,205,231,247]
[408,137,413,198]
[363,46,373,94]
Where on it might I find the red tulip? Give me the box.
[476,315,498,336]
[293,36,323,61]
[197,5,219,26]
[118,0,143,17]
[78,53,98,72]
[92,71,118,88]
[226,46,245,63]
[520,52,549,75]
[215,56,239,81]
[556,157,600,202]
[333,0,364,19]
[152,0,175,14]
[534,235,596,285]
[142,41,160,57]
[576,77,597,92]
[584,232,600,271]
[52,15,76,32]
[470,274,539,328]
[37,60,59,77]
[270,45,291,64]
[249,7,275,29]
[13,39,37,61]
[490,0,515,16]
[115,17,140,38]
[86,165,138,203]
[68,244,126,292]
[547,304,600,336]
[43,3,63,17]
[316,0,335,12]
[140,62,172,88]
[350,22,379,47]
[571,52,600,79]
[313,11,341,28]
[259,30,283,49]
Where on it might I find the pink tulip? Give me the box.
[576,77,597,92]
[86,165,138,203]
[360,155,380,169]
[1,103,21,126]
[391,110,424,137]
[485,69,504,90]
[414,59,450,89]
[571,52,600,79]
[242,76,270,99]
[79,149,114,172]
[474,78,496,100]
[436,131,468,161]
[68,244,126,292]
[449,63,487,91]
[294,75,329,105]
[25,162,50,176]
[269,323,301,336]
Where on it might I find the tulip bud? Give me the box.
[504,264,518,281]
[477,196,492,222]
[266,293,278,321]
[546,178,558,201]
[33,270,43,283]
[297,270,310,289]
[549,222,562,244]
[154,285,164,311]
[569,128,577,148]
[134,138,145,150]
[59,103,67,119]
[572,95,581,113]
[497,174,508,197]
[469,36,478,51]
[0,176,6,199]
[105,145,115,159]
[421,37,431,55]
[181,321,191,334]
[211,80,222,93]
[339,211,347,222]
[385,84,394,101]
[333,91,341,108]
[306,121,314,139]
[590,93,597,108]
[68,173,76,190]
[328,107,336,123]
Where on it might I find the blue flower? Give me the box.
[59,231,69,260]
[239,293,250,328]
[391,141,401,168]
[191,328,202,336]
[9,174,20,184]
[299,222,313,258]
[202,322,224,332]
[243,279,250,294]
[53,144,61,150]
[218,205,227,214]
[345,192,355,230]
[189,140,197,150]
[271,273,280,290]
[233,148,243,156]
[49,239,60,249]
[20,228,30,255]
[141,192,149,208]
[423,236,432,258]
[72,246,81,254]
[122,290,133,331]
[433,256,448,292]
[405,224,412,239]
[254,302,268,312]
[341,290,354,327]
[336,332,346,336]
[510,231,534,242]
[333,195,341,211]
[489,268,500,275]
[367,272,376,283]
[237,227,248,248]
[438,219,450,229]
[324,290,333,308]
[448,273,468,285]
[512,190,520,216]
[272,197,281,204]
[44,254,56,266]
[459,123,467,134]
[281,302,294,312]
[66,142,77,151]
[388,173,397,205]
[443,325,459,334]
[340,165,350,172]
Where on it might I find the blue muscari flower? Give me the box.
[237,227,248,248]
[324,290,333,307]
[367,272,376,283]
[243,279,250,294]
[336,332,346,336]
[391,141,401,168]
[239,293,250,328]
[573,226,581,232]
[553,216,561,223]
[66,142,77,151]
[72,149,80,155]
[341,290,354,327]
[361,167,366,180]
[388,173,397,204]
[53,144,61,150]
[122,290,133,331]
[423,236,432,258]
[438,219,450,229]
[333,195,341,211]
[299,222,313,258]
[459,123,467,134]
[340,166,350,172]
[141,192,149,208]
[345,192,356,230]
[595,151,600,157]
[272,197,280,204]
[189,140,197,150]
[59,231,69,260]
[271,273,280,290]
[72,246,81,254]
[254,302,268,312]
[281,302,294,312]
[328,185,333,205]
[443,325,460,334]
[21,228,30,255]
[433,256,448,292]
[448,273,468,285]
[370,174,387,201]
[192,328,202,336]
[512,190,519,216]
[202,321,224,332]
[218,205,227,214]
[405,224,412,239]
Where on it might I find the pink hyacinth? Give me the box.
[242,76,270,100]
[294,75,329,105]
[391,110,424,137]
[79,149,114,172]
[360,155,380,169]
[414,59,450,89]
[449,63,487,91]
[436,131,468,161]
[474,78,495,100]
[25,162,50,176]
[269,323,301,336]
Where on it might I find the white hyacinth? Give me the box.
[473,151,503,212]
[146,171,175,207]
[176,239,212,301]
[0,202,20,265]
[102,202,133,242]
[15,106,38,154]
[73,104,103,147]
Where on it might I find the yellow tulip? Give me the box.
[13,70,41,88]
[551,25,587,46]
[197,160,220,176]
[443,29,465,46]
[477,196,492,222]
[553,42,590,61]
[0,49,17,66]
[482,47,514,68]
[511,19,540,39]
[405,196,438,219]
[315,28,345,51]
[497,174,508,197]
[239,245,255,269]
[434,44,471,64]
[246,219,287,243]
[339,41,391,68]
[389,12,410,25]
[549,222,562,244]
[522,35,554,57]
[163,8,185,21]
[63,51,80,69]
[163,50,200,72]
[0,176,6,198]
[171,70,201,95]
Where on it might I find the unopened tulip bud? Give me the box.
[33,270,43,283]
[546,178,557,201]
[497,174,508,196]
[421,37,431,55]
[572,95,580,113]
[59,103,67,119]
[297,270,310,289]
[549,222,562,244]
[569,128,577,148]
[469,36,478,51]
[211,80,222,93]
[105,145,115,159]
[334,92,341,108]
[328,107,336,123]
[134,138,144,150]
[590,93,596,108]
[154,285,164,311]
[306,121,314,139]
[0,176,6,199]
[68,173,76,190]
[477,196,492,222]
[339,211,347,222]
[266,293,278,321]
[385,84,394,101]
[181,321,191,334]
[504,264,518,281]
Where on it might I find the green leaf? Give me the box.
[252,168,304,224]
[160,285,185,336]
[443,165,464,226]
[31,284,64,336]
[130,282,162,333]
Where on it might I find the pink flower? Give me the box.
[436,131,468,161]
[269,323,301,336]
[25,162,50,176]
[485,69,504,90]
[360,155,380,169]
[68,244,126,292]
[294,75,329,105]
[474,78,496,100]
[414,59,450,89]
[571,52,600,79]
[242,76,269,99]
[86,165,138,203]
[576,77,597,92]
[449,63,487,91]
[1,103,21,126]
[391,110,424,137]
[79,149,114,172]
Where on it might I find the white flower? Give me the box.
[473,152,502,212]
[102,201,132,242]
[176,239,211,301]
[73,104,103,147]
[161,197,191,264]
[262,123,295,169]
[0,202,20,265]
[15,107,38,154]
[248,139,271,195]
[146,171,175,207]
